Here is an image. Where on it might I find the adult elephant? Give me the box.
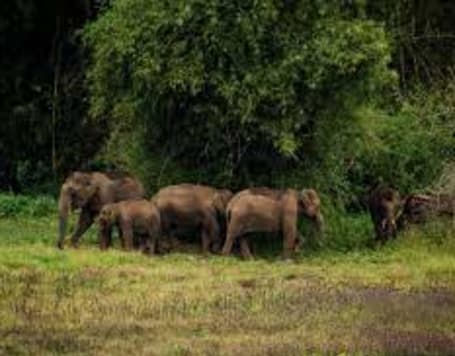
[151,184,233,254]
[221,187,324,259]
[57,171,145,249]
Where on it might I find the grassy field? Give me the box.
[0,213,455,355]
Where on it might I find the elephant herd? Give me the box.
[57,171,454,258]
[57,171,323,258]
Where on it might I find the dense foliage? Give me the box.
[84,0,394,189]
[0,2,90,186]
[0,0,454,207]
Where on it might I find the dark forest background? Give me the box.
[0,0,454,209]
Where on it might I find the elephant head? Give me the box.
[57,172,98,249]
[298,189,324,232]
[97,204,117,228]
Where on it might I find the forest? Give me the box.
[0,0,453,198]
[0,0,455,354]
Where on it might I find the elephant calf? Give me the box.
[368,185,401,244]
[222,188,324,259]
[97,200,161,254]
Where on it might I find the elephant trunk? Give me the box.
[57,185,71,249]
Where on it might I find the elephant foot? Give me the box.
[281,250,294,261]
[242,254,254,261]
[221,250,230,257]
[281,258,294,264]
[211,242,222,254]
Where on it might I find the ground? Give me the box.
[0,216,455,355]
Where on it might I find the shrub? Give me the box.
[0,194,55,218]
[299,81,455,209]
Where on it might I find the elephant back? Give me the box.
[111,176,145,201]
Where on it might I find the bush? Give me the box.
[0,194,55,218]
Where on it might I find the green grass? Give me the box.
[1,211,455,355]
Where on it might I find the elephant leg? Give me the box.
[115,225,123,247]
[380,219,389,243]
[99,226,111,250]
[282,235,296,259]
[120,220,134,251]
[374,226,383,245]
[386,217,398,240]
[391,223,398,240]
[211,237,223,254]
[372,217,383,243]
[239,237,253,259]
[282,223,297,260]
[294,234,304,252]
[143,227,157,255]
[281,198,299,259]
[201,215,219,254]
[201,230,211,255]
[70,209,95,247]
[221,226,238,256]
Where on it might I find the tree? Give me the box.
[0,0,107,191]
[84,0,394,188]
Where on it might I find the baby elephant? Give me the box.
[97,200,161,254]
[368,185,401,244]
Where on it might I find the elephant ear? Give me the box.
[104,205,116,223]
[299,189,324,236]
[212,190,233,215]
[98,205,113,225]
[299,189,321,217]
[78,181,100,208]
